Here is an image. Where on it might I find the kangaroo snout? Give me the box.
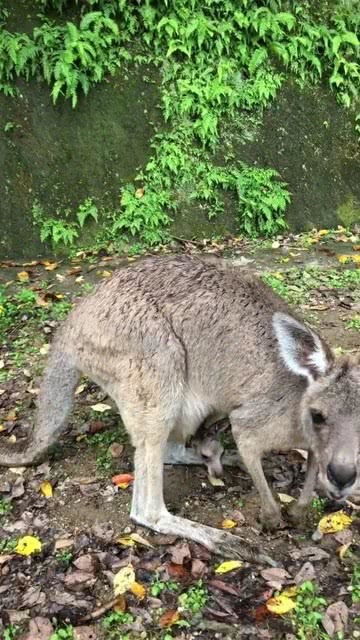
[326,461,357,499]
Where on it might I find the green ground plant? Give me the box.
[49,626,74,640]
[0,497,12,519]
[1,1,359,246]
[292,581,328,640]
[178,581,208,613]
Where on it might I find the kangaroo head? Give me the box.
[273,312,360,502]
[195,436,224,478]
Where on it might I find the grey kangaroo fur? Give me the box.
[1,255,360,558]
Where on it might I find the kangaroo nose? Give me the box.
[327,462,356,490]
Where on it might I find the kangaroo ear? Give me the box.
[272,312,334,383]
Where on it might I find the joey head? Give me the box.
[0,256,359,557]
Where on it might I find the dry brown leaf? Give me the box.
[159,610,180,628]
[73,626,97,640]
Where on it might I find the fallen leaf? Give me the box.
[15,535,42,556]
[167,563,190,580]
[261,568,290,589]
[113,595,127,613]
[208,475,225,487]
[74,554,98,573]
[75,383,86,395]
[40,481,53,498]
[73,626,97,640]
[208,579,240,596]
[221,519,237,529]
[294,561,316,584]
[333,529,353,545]
[169,542,191,565]
[214,560,243,574]
[113,564,135,596]
[22,616,54,640]
[64,571,96,590]
[135,188,145,198]
[277,493,295,504]
[108,442,124,458]
[43,261,58,271]
[130,581,146,600]
[128,532,153,548]
[97,270,112,278]
[281,586,298,598]
[117,536,136,547]
[91,403,112,413]
[318,511,352,534]
[266,594,296,615]
[40,344,50,355]
[317,229,329,236]
[337,542,352,560]
[112,473,134,489]
[17,270,30,282]
[0,359,4,369]
[190,558,207,581]
[8,434,17,444]
[159,610,180,628]
[54,538,74,551]
[322,601,348,637]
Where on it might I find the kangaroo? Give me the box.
[1,255,359,557]
[164,417,234,479]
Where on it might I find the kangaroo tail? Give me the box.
[0,342,80,467]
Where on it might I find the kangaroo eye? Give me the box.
[310,410,326,425]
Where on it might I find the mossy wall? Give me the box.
[0,67,161,258]
[0,2,359,258]
[1,71,360,258]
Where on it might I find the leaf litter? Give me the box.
[1,238,360,638]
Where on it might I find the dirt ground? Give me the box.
[0,232,359,640]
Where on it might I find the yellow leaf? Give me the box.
[0,425,5,432]
[8,434,16,444]
[128,533,154,548]
[130,581,146,600]
[338,542,352,560]
[281,586,298,598]
[277,493,295,504]
[317,229,329,236]
[44,261,58,271]
[113,564,135,596]
[221,519,237,529]
[266,594,297,615]
[15,535,42,556]
[97,270,112,278]
[40,481,53,498]
[208,475,225,487]
[116,536,136,547]
[352,254,360,264]
[215,560,243,574]
[337,254,351,264]
[318,510,352,534]
[17,271,29,282]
